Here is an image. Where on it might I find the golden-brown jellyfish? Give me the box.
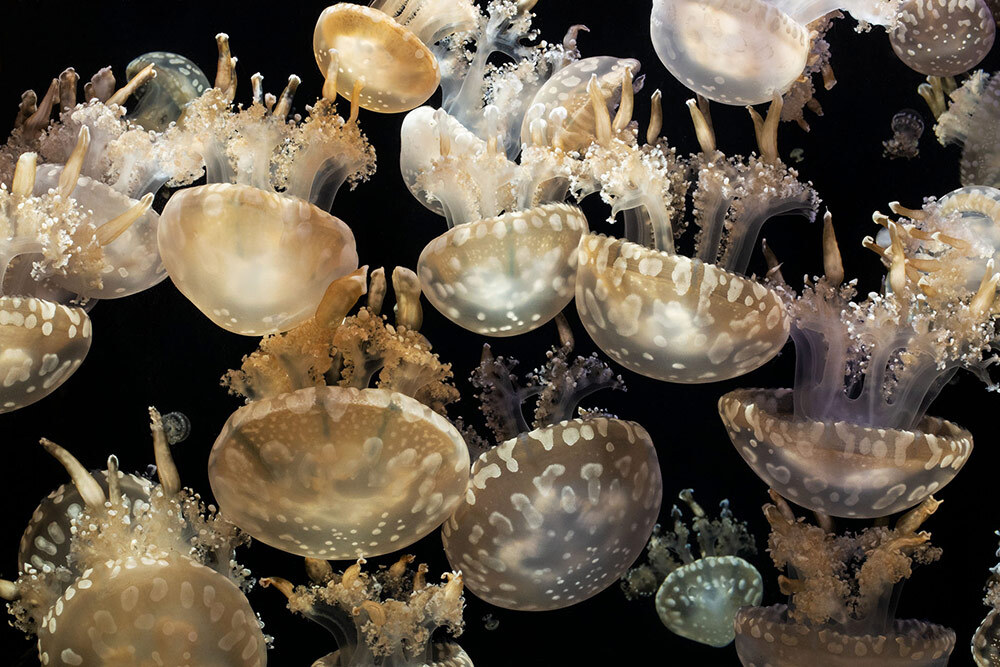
[935,70,1000,188]
[159,35,369,335]
[212,267,469,559]
[2,409,267,666]
[262,557,468,666]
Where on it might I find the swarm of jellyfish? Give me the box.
[212,266,469,559]
[441,315,663,611]
[158,34,370,335]
[1,408,267,666]
[621,489,761,648]
[974,533,1000,665]
[575,84,816,383]
[734,492,954,666]
[262,556,469,666]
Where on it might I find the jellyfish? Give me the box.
[442,318,663,611]
[935,70,1000,188]
[883,109,925,159]
[621,490,761,647]
[1,408,268,666]
[780,14,839,131]
[719,190,1000,518]
[650,0,994,106]
[262,556,469,666]
[211,266,469,559]
[576,83,815,383]
[734,492,954,666]
[158,34,370,335]
[124,51,211,131]
[973,534,1000,665]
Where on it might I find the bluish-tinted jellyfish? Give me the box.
[442,317,663,611]
[650,0,994,106]
[622,490,761,647]
[1,408,267,666]
[125,51,210,131]
[262,556,469,666]
[974,533,1000,665]
[576,86,816,383]
[935,70,1000,188]
[212,267,469,559]
[734,492,954,666]
[158,34,370,335]
[883,109,925,159]
[720,190,1000,517]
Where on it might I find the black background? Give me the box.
[1,2,998,665]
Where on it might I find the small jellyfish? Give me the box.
[734,493,955,666]
[789,147,805,163]
[263,557,469,666]
[973,532,1000,665]
[125,51,211,131]
[442,318,663,611]
[162,410,191,444]
[622,490,761,647]
[159,35,369,335]
[482,613,499,631]
[212,266,469,559]
[883,109,925,159]
[1,408,267,666]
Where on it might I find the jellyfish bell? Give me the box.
[889,0,996,77]
[975,609,1000,666]
[315,642,473,667]
[576,234,790,383]
[656,555,763,648]
[125,51,211,131]
[418,203,588,336]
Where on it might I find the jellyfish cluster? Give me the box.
[1,0,999,665]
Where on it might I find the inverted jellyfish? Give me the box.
[650,0,994,106]
[883,109,925,159]
[262,556,469,666]
[622,490,761,648]
[719,191,1000,517]
[576,84,816,383]
[125,51,211,131]
[442,317,663,611]
[734,492,954,666]
[158,34,370,335]
[1,408,268,666]
[212,266,469,559]
[935,70,1000,188]
[974,533,1000,665]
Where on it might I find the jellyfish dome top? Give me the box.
[212,266,469,560]
[621,489,761,648]
[734,492,954,667]
[441,317,663,611]
[720,189,1000,518]
[974,533,1000,665]
[262,556,469,667]
[576,86,817,383]
[650,0,995,106]
[934,70,1000,189]
[125,51,211,131]
[158,34,371,336]
[1,408,268,667]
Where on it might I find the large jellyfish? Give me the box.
[576,84,815,383]
[720,189,1000,518]
[622,490,761,648]
[734,492,954,666]
[650,0,995,106]
[442,317,663,611]
[212,267,469,559]
[262,556,469,666]
[1,408,267,666]
[158,34,369,335]
[975,533,1000,665]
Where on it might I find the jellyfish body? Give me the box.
[210,386,469,559]
[315,642,473,667]
[443,417,662,611]
[125,51,210,131]
[418,204,588,336]
[937,74,1000,189]
[719,388,972,518]
[656,555,763,648]
[576,234,790,383]
[159,183,358,335]
[975,609,1000,665]
[889,0,995,76]
[883,109,924,160]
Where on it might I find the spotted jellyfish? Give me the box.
[125,51,211,131]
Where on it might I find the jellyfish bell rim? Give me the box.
[313,3,441,114]
[734,604,956,666]
[417,202,589,337]
[718,388,973,519]
[575,233,790,384]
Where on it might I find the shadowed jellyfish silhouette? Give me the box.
[1,408,267,666]
[734,492,954,666]
[125,51,210,131]
[263,556,469,666]
[212,266,469,559]
[622,489,761,647]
